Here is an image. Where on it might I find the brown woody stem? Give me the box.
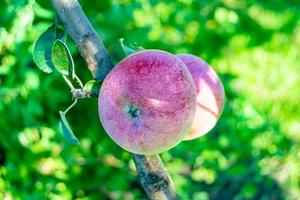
[133,154,178,200]
[50,0,177,199]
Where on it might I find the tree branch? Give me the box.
[133,154,178,200]
[50,0,113,81]
[49,0,178,199]
[72,88,96,98]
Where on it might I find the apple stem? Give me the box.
[50,0,178,199]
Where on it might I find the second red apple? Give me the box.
[177,54,225,140]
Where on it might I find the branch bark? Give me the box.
[51,0,113,81]
[133,154,178,200]
[50,0,178,199]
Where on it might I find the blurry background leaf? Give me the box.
[32,2,55,19]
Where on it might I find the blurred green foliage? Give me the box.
[1,0,300,199]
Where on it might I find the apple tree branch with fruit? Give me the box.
[32,0,225,199]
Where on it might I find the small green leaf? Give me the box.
[33,25,56,73]
[83,80,96,91]
[59,111,80,144]
[119,38,144,56]
[51,39,74,76]
[84,80,100,97]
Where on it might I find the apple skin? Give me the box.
[98,50,197,155]
[177,54,225,140]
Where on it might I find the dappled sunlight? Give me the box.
[1,0,300,199]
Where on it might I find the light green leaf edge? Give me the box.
[51,39,74,76]
[119,38,144,56]
[83,80,96,91]
[59,111,80,144]
[33,25,56,73]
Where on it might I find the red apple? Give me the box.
[177,54,225,140]
[98,50,196,155]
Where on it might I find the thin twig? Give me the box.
[50,0,178,199]
[72,88,95,98]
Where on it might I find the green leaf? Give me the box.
[59,111,80,144]
[84,80,100,97]
[33,24,68,74]
[83,80,96,91]
[51,39,74,76]
[119,38,144,56]
[33,25,56,73]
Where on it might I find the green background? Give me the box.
[1,0,300,199]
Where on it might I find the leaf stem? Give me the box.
[63,98,78,115]
[62,75,75,91]
[74,74,84,88]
